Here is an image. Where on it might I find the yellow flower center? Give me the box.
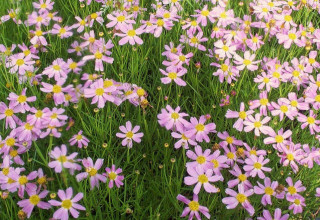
[95,88,104,96]
[211,159,219,168]
[263,77,270,83]
[309,58,315,64]
[254,162,262,169]
[69,62,77,69]
[171,112,179,119]
[260,98,268,105]
[287,153,294,161]
[4,109,14,117]
[195,124,205,132]
[76,135,83,140]
[262,8,268,12]
[58,156,67,163]
[16,59,25,66]
[52,85,62,93]
[168,72,177,79]
[179,55,186,62]
[188,201,199,211]
[275,135,284,143]
[126,131,134,138]
[222,45,229,52]
[288,33,296,40]
[190,37,199,44]
[6,138,15,147]
[29,195,40,205]
[250,150,257,155]
[191,20,197,26]
[294,199,301,205]
[86,167,97,176]
[40,3,47,8]
[236,193,247,203]
[280,105,288,113]
[117,15,125,22]
[290,100,298,107]
[17,95,27,103]
[243,59,252,66]
[265,187,274,195]
[35,30,43,36]
[221,64,228,72]
[227,152,235,159]
[238,174,247,182]
[59,28,66,34]
[196,156,206,164]
[137,88,145,96]
[315,95,320,103]
[226,137,233,144]
[239,111,247,119]
[35,110,43,118]
[201,10,209,16]
[254,121,262,128]
[2,168,9,175]
[37,177,47,185]
[61,199,72,209]
[307,117,315,124]
[198,174,208,183]
[157,19,164,26]
[95,52,103,59]
[80,20,86,25]
[284,15,292,22]
[25,123,34,130]
[288,186,297,194]
[127,30,136,37]
[108,172,117,180]
[91,13,98,19]
[220,12,227,19]
[18,176,28,185]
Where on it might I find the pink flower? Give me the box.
[244,155,271,179]
[51,24,73,39]
[225,102,254,131]
[116,121,144,148]
[69,130,90,148]
[243,113,273,136]
[32,0,54,13]
[8,88,36,113]
[297,110,320,134]
[181,31,208,51]
[0,102,21,129]
[83,78,116,108]
[176,194,210,220]
[222,184,255,216]
[185,116,216,143]
[41,79,72,106]
[157,105,189,131]
[6,53,35,75]
[276,28,304,49]
[217,131,243,148]
[17,187,51,218]
[104,164,124,188]
[115,25,144,45]
[227,164,251,189]
[254,177,284,206]
[288,195,305,214]
[7,170,37,198]
[234,51,260,71]
[106,11,135,29]
[184,165,222,194]
[271,99,296,121]
[214,40,236,58]
[160,67,187,86]
[207,150,229,175]
[42,58,69,80]
[171,128,197,149]
[285,177,306,198]
[186,145,212,169]
[257,208,289,220]
[49,187,86,220]
[263,129,292,150]
[192,5,215,27]
[48,145,81,174]
[250,91,272,116]
[76,158,106,189]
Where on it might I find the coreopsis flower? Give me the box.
[185,116,216,143]
[17,187,51,218]
[192,5,215,27]
[214,40,236,58]
[51,24,73,39]
[264,129,292,150]
[254,71,279,92]
[222,184,255,216]
[27,11,50,27]
[181,31,208,51]
[276,28,304,49]
[48,145,81,174]
[244,155,271,179]
[0,102,21,129]
[254,177,285,206]
[207,150,229,175]
[49,187,85,220]
[171,128,197,149]
[106,11,135,29]
[297,110,320,134]
[285,177,306,199]
[72,16,88,33]
[83,78,116,108]
[227,164,251,189]
[176,194,210,220]
[159,66,187,86]
[157,105,189,131]
[6,53,35,75]
[257,208,289,220]
[87,11,104,27]
[184,165,222,194]
[69,130,90,148]
[288,195,305,214]
[32,0,54,13]
[225,102,254,131]
[7,170,37,198]
[82,42,114,71]
[76,158,106,189]
[104,164,124,188]
[250,91,272,116]
[8,88,36,113]
[217,131,243,148]
[271,99,296,121]
[42,58,69,80]
[116,121,144,148]
[186,146,211,169]
[68,41,83,56]
[115,25,144,45]
[243,113,273,136]
[233,51,260,71]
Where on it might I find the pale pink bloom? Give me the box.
[280,92,309,111]
[227,164,251,189]
[211,59,240,84]
[214,40,236,58]
[247,33,264,51]
[288,195,305,214]
[71,16,88,33]
[68,41,83,56]
[186,145,212,169]
[116,121,144,148]
[243,113,273,136]
[27,11,50,27]
[17,187,51,218]
[87,11,104,27]
[192,5,215,27]
[171,128,197,149]
[146,15,173,38]
[51,24,73,39]
[8,88,36,113]
[254,177,284,206]
[7,170,37,198]
[69,130,90,148]
[257,208,289,220]
[164,51,193,67]
[82,44,114,71]
[106,11,135,29]
[41,79,72,106]
[222,184,255,216]
[83,78,116,108]
[76,158,106,189]
[0,102,21,129]
[33,0,54,13]
[264,129,292,150]
[176,194,210,220]
[217,131,243,148]
[225,102,254,131]
[254,71,278,92]
[207,150,229,175]
[185,116,216,143]
[184,165,222,194]
[297,110,320,134]
[115,25,144,45]
[244,155,271,179]
[274,10,296,29]
[157,105,189,131]
[49,187,85,220]
[6,53,35,75]
[48,145,81,173]
[234,51,260,71]
[181,31,208,51]
[271,99,296,121]
[42,58,69,80]
[276,28,304,49]
[160,67,187,86]
[250,91,272,116]
[104,164,124,188]
[280,143,304,173]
